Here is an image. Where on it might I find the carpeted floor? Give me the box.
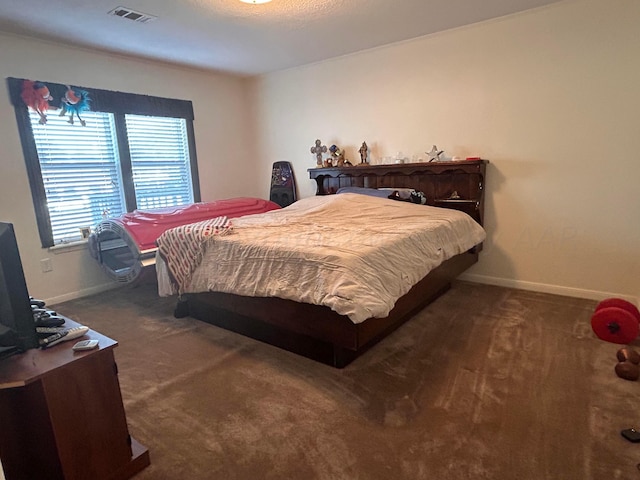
[51,281,640,480]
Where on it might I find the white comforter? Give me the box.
[157,193,486,324]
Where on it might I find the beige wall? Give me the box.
[251,0,640,303]
[1,0,639,307]
[0,33,256,303]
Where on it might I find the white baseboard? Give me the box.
[44,282,121,307]
[459,273,639,306]
[39,275,639,310]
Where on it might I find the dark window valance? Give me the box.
[6,77,194,120]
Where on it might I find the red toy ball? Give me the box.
[591,298,640,344]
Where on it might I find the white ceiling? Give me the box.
[0,0,564,77]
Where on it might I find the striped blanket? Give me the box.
[156,216,232,294]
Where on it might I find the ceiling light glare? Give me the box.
[239,0,272,4]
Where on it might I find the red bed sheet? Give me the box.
[112,197,281,252]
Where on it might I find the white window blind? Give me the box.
[30,111,125,244]
[125,115,194,210]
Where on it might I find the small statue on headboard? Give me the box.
[311,139,327,167]
[329,144,351,167]
[358,142,369,164]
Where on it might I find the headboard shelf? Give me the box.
[308,160,488,225]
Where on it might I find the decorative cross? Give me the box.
[310,139,327,166]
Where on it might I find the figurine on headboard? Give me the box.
[358,142,369,164]
[329,144,352,167]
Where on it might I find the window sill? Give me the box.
[49,239,88,254]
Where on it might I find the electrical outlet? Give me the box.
[40,258,53,273]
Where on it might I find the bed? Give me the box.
[159,160,488,367]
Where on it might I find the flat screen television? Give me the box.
[0,222,39,355]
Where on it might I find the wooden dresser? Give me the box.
[0,320,149,480]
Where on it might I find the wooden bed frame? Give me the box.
[179,160,488,368]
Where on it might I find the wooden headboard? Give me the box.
[308,159,488,225]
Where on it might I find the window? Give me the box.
[125,114,193,210]
[30,111,126,243]
[8,77,200,247]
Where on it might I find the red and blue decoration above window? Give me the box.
[20,80,53,125]
[19,79,92,127]
[59,85,91,126]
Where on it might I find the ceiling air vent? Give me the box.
[108,6,157,23]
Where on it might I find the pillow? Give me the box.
[336,187,391,198]
[336,186,427,204]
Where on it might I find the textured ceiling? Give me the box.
[0,0,564,76]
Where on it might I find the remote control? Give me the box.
[72,339,99,351]
[30,297,46,308]
[40,326,89,349]
[34,316,66,328]
[40,330,68,348]
[36,326,66,335]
